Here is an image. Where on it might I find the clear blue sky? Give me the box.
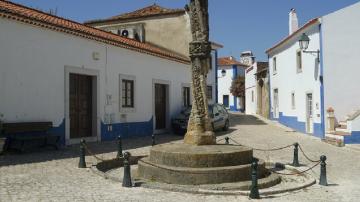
[11,0,360,61]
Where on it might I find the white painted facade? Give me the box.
[0,16,216,144]
[245,64,257,115]
[217,64,245,111]
[267,2,360,142]
[322,2,360,123]
[268,22,323,136]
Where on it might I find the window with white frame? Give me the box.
[296,50,302,73]
[291,92,296,109]
[272,57,277,74]
[119,74,135,112]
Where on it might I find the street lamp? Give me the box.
[219,69,226,78]
[298,33,320,62]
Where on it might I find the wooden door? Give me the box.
[155,84,166,130]
[223,95,229,108]
[70,74,93,138]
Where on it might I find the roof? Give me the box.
[84,4,185,25]
[218,57,248,67]
[266,18,320,54]
[0,0,190,64]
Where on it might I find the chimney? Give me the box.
[289,8,299,35]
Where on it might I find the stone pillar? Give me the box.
[327,107,335,133]
[184,0,215,145]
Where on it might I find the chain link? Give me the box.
[271,161,321,176]
[82,142,106,162]
[228,137,294,151]
[299,145,321,163]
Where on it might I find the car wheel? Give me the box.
[223,119,229,131]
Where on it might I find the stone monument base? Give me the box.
[138,143,267,185]
[184,130,216,145]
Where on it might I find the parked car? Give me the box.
[172,104,229,135]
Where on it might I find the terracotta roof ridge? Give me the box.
[0,0,190,64]
[266,18,320,54]
[84,4,185,24]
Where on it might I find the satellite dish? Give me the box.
[121,30,129,37]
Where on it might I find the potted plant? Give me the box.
[0,113,5,154]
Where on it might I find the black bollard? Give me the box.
[152,134,155,146]
[225,137,230,145]
[319,155,328,186]
[78,139,86,168]
[117,135,123,159]
[292,142,300,167]
[122,152,132,187]
[249,158,260,199]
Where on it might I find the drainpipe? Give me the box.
[319,24,325,138]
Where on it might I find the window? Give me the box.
[183,87,191,107]
[272,57,277,74]
[291,92,296,109]
[121,79,134,108]
[251,90,254,102]
[296,50,302,73]
[207,86,213,100]
[223,95,229,107]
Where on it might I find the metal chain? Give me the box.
[271,161,321,176]
[82,142,106,162]
[228,137,294,152]
[299,145,321,163]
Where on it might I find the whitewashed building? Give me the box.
[266,3,360,144]
[0,1,217,145]
[217,56,248,112]
[245,61,269,118]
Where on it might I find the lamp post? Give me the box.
[299,33,320,62]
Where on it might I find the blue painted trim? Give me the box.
[49,119,66,146]
[344,131,360,144]
[319,24,325,138]
[229,105,240,112]
[214,50,219,103]
[232,65,238,110]
[101,117,154,141]
[277,112,323,138]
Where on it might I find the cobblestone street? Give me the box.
[1,113,360,202]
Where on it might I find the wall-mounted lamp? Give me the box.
[218,69,227,78]
[299,33,320,62]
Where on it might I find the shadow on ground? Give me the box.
[229,113,267,126]
[0,133,183,167]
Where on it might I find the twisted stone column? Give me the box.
[184,0,215,145]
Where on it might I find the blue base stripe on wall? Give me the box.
[101,117,154,141]
[277,112,323,138]
[344,131,360,144]
[48,119,66,146]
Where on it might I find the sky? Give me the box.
[11,0,360,61]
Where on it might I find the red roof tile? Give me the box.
[0,0,190,64]
[218,57,248,67]
[266,18,320,54]
[85,4,185,25]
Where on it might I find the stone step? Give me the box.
[324,134,345,147]
[149,143,253,168]
[138,157,266,185]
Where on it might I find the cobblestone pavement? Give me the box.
[1,113,360,202]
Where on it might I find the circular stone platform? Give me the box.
[137,143,268,185]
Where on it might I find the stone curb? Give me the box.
[90,160,316,196]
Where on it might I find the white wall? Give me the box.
[245,64,257,114]
[0,18,192,143]
[322,2,360,122]
[268,24,322,127]
[217,65,244,110]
